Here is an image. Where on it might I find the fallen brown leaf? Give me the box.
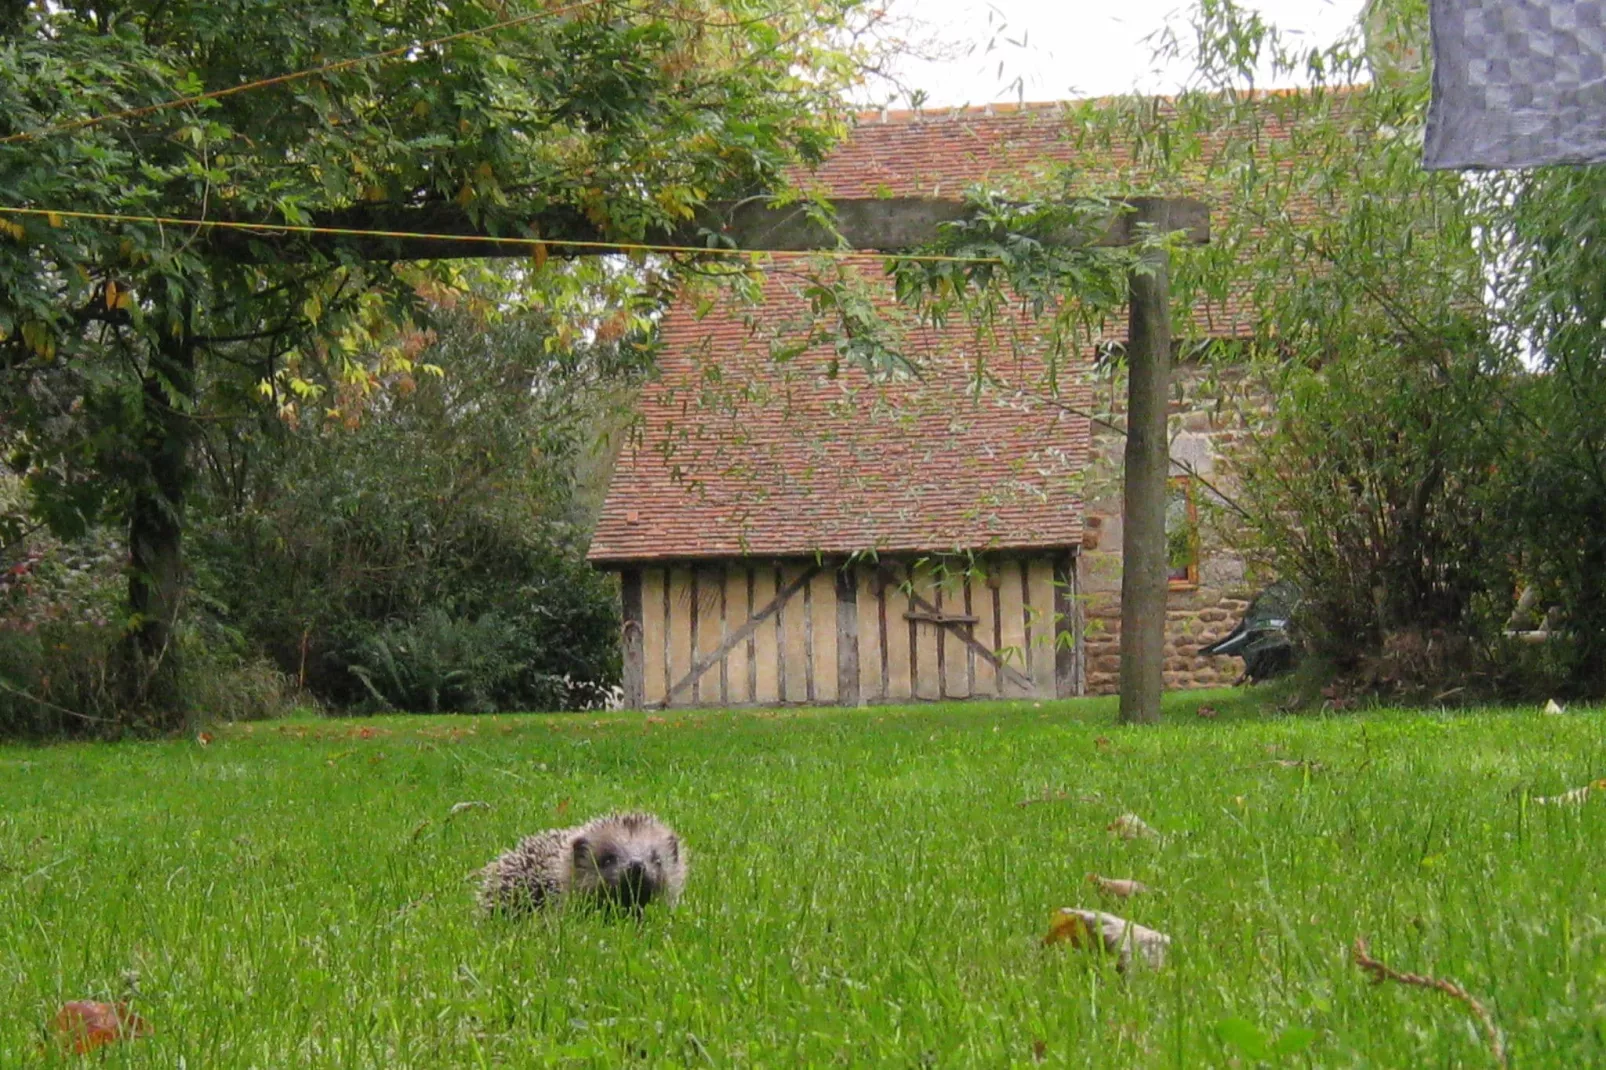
[1088,874,1150,898]
[51,1001,150,1054]
[1042,909,1170,970]
[1107,813,1158,840]
[1196,705,1218,719]
[555,796,572,819]
[1095,736,1112,752]
[1031,1038,1047,1062]
[195,731,212,747]
[1533,778,1606,805]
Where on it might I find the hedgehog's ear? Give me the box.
[571,835,591,864]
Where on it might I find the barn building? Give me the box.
[588,101,1281,708]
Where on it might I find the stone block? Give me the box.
[1081,552,1123,594]
[1168,430,1214,475]
[1201,553,1247,589]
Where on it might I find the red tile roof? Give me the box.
[588,97,1313,564]
[589,263,1091,563]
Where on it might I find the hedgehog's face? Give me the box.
[571,830,678,912]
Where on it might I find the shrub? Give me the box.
[0,521,302,735]
[1233,335,1507,679]
[188,304,628,714]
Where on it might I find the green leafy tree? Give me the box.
[1484,167,1606,691]
[0,0,871,725]
[1057,0,1606,696]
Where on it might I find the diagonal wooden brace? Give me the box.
[660,563,822,706]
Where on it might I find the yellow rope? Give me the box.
[0,205,1003,265]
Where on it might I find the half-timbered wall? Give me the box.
[618,555,1080,709]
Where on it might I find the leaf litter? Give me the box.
[1042,909,1170,971]
[49,1001,150,1054]
[1532,778,1606,806]
[1107,813,1159,840]
[1087,874,1150,899]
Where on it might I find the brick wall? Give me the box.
[1075,356,1270,694]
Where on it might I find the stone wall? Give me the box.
[1075,355,1269,694]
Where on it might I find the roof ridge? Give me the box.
[852,85,1364,125]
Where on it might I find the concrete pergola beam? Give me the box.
[210,196,1209,261]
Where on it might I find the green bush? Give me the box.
[188,304,629,714]
[0,528,301,735]
[1234,332,1507,680]
[0,619,119,735]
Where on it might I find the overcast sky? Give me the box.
[863,0,1369,108]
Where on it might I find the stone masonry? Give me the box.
[1076,354,1270,694]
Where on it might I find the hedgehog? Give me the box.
[476,811,687,917]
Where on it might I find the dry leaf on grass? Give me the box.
[1533,779,1606,805]
[1265,758,1327,772]
[1042,909,1170,970]
[1088,874,1150,898]
[50,1001,150,1054]
[1543,699,1566,715]
[195,731,212,747]
[1017,788,1071,808]
[1196,705,1218,719]
[448,801,490,817]
[1107,813,1158,840]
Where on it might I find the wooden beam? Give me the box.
[211,196,1210,262]
[904,610,979,625]
[1118,199,1175,725]
[901,579,1035,695]
[1053,553,1078,699]
[620,569,645,710]
[660,563,821,707]
[835,568,860,707]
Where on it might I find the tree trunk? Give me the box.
[120,297,197,724]
[1118,200,1174,725]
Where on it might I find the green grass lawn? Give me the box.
[2,691,1604,1067]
